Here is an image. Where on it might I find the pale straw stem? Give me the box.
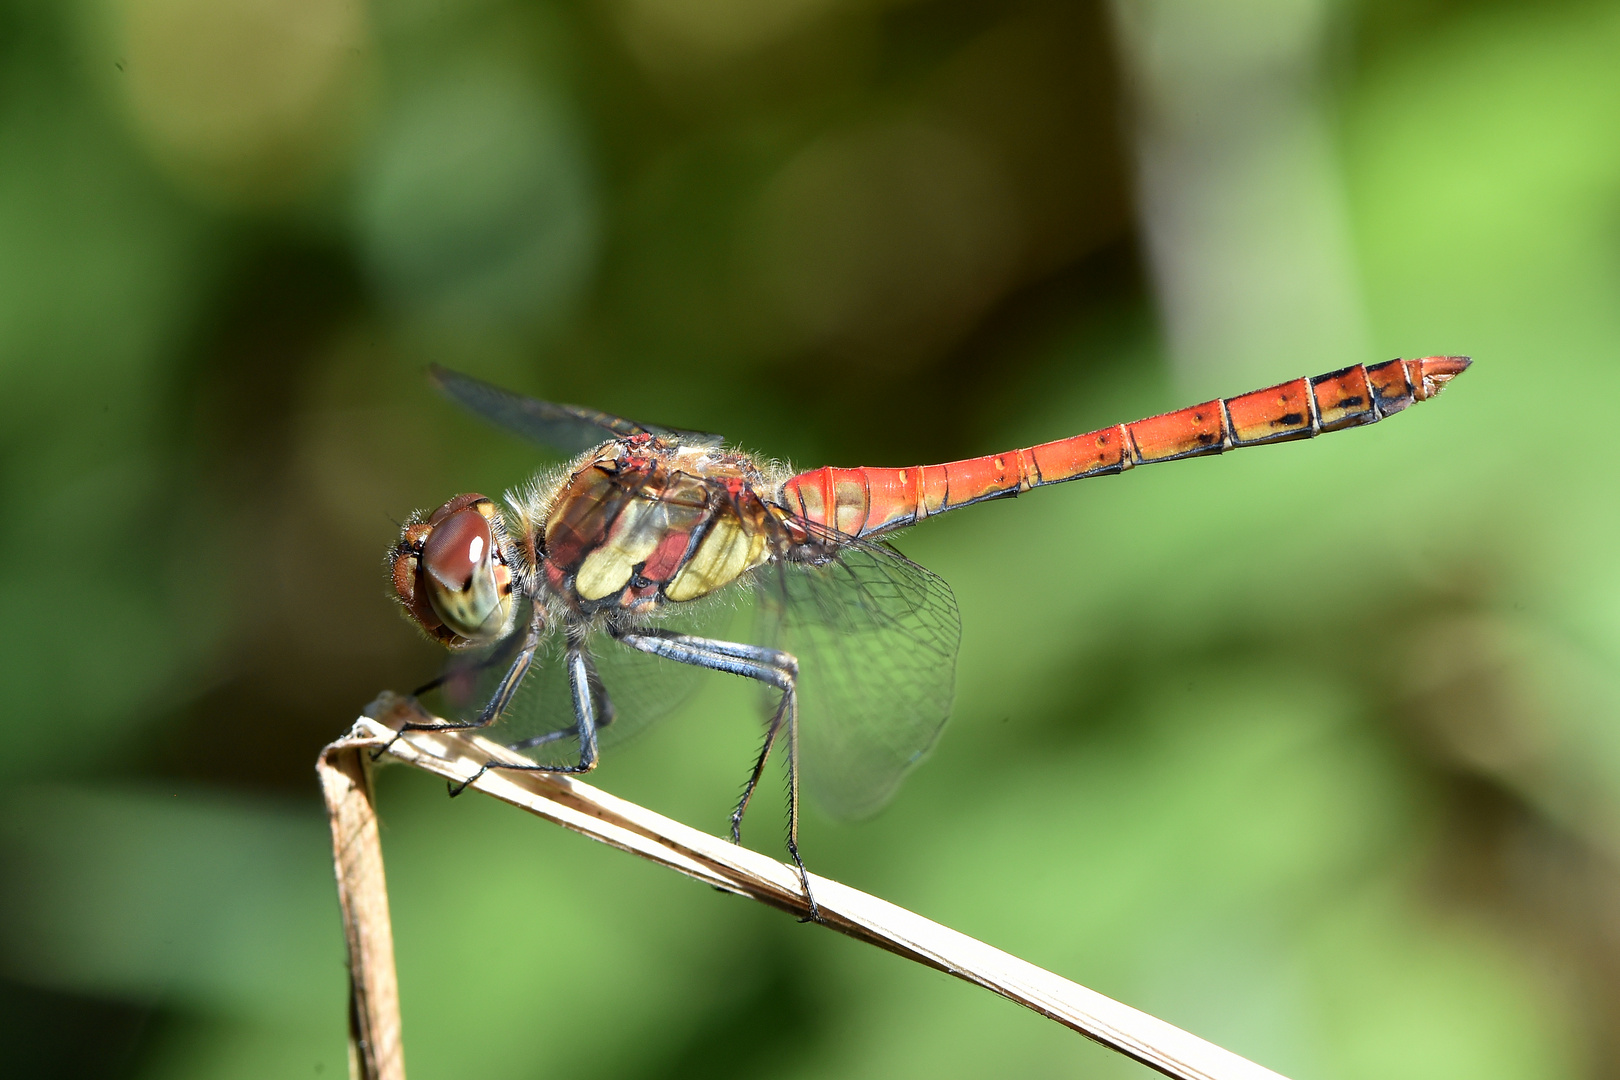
[319,738,406,1080]
[325,692,1292,1080]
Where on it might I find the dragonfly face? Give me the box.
[390,493,518,647]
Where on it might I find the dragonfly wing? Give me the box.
[428,364,655,455]
[642,423,727,448]
[756,539,962,820]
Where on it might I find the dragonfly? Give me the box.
[385,355,1470,917]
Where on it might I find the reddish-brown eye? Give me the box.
[419,508,511,641]
[422,509,492,591]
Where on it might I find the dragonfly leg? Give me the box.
[446,630,603,795]
[731,692,791,843]
[373,607,544,762]
[611,628,819,922]
[783,692,815,925]
[506,659,616,751]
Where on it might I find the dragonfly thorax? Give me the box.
[527,440,789,617]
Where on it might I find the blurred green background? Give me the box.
[2,0,1617,1076]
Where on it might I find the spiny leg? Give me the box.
[373,607,544,762]
[446,625,602,795]
[782,687,815,923]
[612,627,818,921]
[732,693,791,844]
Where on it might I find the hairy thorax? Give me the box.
[511,437,797,619]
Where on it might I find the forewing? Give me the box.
[757,539,961,820]
[429,364,651,455]
[429,365,725,453]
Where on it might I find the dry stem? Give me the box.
[319,739,405,1080]
[323,692,1292,1080]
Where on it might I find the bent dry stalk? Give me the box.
[323,695,1297,1080]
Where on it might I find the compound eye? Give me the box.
[422,509,490,589]
[420,509,510,640]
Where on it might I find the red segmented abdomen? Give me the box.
[779,356,1471,538]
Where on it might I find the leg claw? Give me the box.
[369,731,404,763]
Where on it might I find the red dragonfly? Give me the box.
[386,356,1470,916]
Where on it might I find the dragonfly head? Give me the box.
[390,494,517,647]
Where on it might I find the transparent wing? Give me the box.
[429,365,725,454]
[429,364,652,455]
[421,597,741,769]
[756,538,962,820]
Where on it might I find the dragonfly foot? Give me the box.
[447,762,490,797]
[786,842,821,923]
[370,730,405,763]
[372,698,466,762]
